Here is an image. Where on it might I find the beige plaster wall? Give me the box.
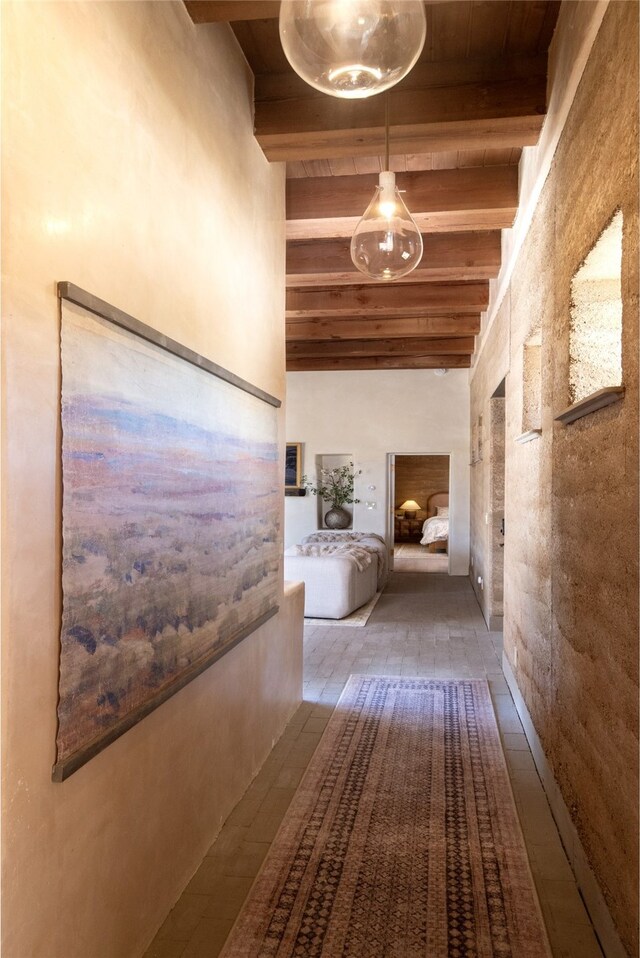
[470,3,639,951]
[2,4,301,957]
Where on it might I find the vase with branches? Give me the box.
[301,462,362,529]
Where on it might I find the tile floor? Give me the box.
[144,573,604,958]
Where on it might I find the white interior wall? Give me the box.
[285,369,470,575]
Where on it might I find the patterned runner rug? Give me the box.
[221,676,551,958]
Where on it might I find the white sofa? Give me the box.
[283,532,387,619]
[284,547,378,619]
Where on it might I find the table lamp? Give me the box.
[399,499,422,518]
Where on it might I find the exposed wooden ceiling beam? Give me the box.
[257,54,547,102]
[286,282,489,318]
[184,2,280,22]
[287,166,517,221]
[286,231,501,287]
[287,355,471,371]
[187,1,484,26]
[288,336,475,359]
[286,166,518,239]
[256,70,546,161]
[286,315,481,342]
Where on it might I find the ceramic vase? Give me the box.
[324,506,351,529]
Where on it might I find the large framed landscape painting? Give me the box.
[54,284,281,781]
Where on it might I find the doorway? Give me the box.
[389,454,451,574]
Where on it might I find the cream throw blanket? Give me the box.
[293,542,378,574]
[303,531,386,546]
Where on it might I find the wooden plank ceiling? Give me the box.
[185,0,560,371]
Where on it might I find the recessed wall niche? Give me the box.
[471,415,483,464]
[518,332,542,441]
[569,210,623,404]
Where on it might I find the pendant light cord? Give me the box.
[384,94,390,172]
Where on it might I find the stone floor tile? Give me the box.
[156,893,212,942]
[547,921,604,958]
[183,858,225,896]
[202,876,254,921]
[223,841,270,878]
[180,918,235,958]
[541,879,593,926]
[224,789,268,828]
[273,764,306,790]
[529,842,576,882]
[502,732,530,750]
[510,768,545,791]
[245,787,296,843]
[505,748,537,772]
[302,715,330,735]
[143,938,187,958]
[519,802,563,845]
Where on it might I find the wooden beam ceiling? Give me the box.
[286,315,481,342]
[287,355,471,371]
[286,166,518,239]
[286,231,502,287]
[184,0,561,372]
[288,336,476,358]
[256,66,546,162]
[183,2,280,22]
[286,283,489,318]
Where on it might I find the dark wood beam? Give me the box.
[288,336,475,359]
[287,355,471,371]
[185,0,463,25]
[286,282,489,318]
[286,315,481,342]
[256,64,546,161]
[184,2,280,22]
[286,166,518,239]
[286,231,502,287]
[257,54,547,102]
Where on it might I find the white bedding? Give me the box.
[420,515,449,545]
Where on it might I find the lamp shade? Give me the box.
[399,499,422,513]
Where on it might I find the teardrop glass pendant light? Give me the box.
[350,100,423,281]
[279,0,427,99]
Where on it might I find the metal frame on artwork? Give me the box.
[58,284,281,409]
[53,283,282,781]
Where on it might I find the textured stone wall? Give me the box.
[394,455,450,511]
[470,3,639,951]
[488,399,505,617]
[469,295,509,627]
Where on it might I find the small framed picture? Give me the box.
[285,442,302,489]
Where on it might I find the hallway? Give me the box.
[144,575,602,958]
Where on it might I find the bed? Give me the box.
[420,492,449,553]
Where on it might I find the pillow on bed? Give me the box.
[436,506,449,517]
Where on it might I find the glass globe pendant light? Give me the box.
[279,0,427,99]
[350,100,423,281]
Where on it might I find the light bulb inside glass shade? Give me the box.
[350,171,423,281]
[279,0,426,99]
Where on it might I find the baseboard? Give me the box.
[502,653,628,958]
